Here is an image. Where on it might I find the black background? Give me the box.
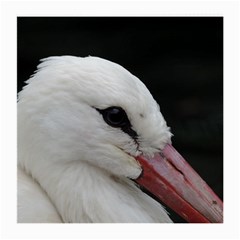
[17,17,223,223]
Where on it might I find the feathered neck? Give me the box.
[32,160,172,223]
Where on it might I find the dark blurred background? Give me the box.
[17,17,223,223]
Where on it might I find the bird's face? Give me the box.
[18,56,223,223]
[18,56,171,179]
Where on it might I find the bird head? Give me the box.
[18,56,171,178]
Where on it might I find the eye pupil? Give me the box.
[107,108,125,125]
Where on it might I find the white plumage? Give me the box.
[18,56,173,223]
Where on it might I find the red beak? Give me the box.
[135,144,223,223]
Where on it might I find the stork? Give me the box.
[17,56,223,223]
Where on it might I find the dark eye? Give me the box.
[95,106,138,140]
[96,107,129,128]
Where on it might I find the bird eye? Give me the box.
[97,107,129,128]
[95,106,138,140]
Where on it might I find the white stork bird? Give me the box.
[18,56,223,223]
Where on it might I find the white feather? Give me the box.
[18,56,172,223]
